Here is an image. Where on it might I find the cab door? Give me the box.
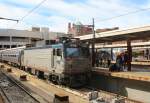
[54,48,64,73]
[52,49,56,69]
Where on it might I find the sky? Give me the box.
[0,0,150,32]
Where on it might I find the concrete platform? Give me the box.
[132,61,150,66]
[91,68,150,103]
[111,61,150,66]
[92,67,111,76]
[92,67,150,82]
[111,72,150,82]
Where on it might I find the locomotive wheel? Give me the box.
[49,75,52,82]
[51,75,58,84]
[57,79,62,85]
[66,77,72,87]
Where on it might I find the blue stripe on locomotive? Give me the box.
[25,43,63,50]
[51,44,63,49]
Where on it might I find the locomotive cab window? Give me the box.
[66,48,79,57]
[53,49,56,55]
[57,49,62,57]
[65,47,89,58]
[53,49,62,57]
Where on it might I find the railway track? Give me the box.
[0,63,141,103]
[46,78,140,103]
[0,70,40,103]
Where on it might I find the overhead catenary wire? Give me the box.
[94,7,150,23]
[10,0,47,28]
[77,7,150,26]
[19,0,47,22]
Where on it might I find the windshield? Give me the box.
[66,47,89,58]
[66,48,79,57]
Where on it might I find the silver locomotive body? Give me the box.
[23,42,91,87]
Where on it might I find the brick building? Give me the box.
[68,21,93,37]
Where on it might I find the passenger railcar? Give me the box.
[0,47,25,67]
[0,50,3,61]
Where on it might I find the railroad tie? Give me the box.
[0,65,4,69]
[53,93,69,103]
[20,74,27,81]
[7,68,12,73]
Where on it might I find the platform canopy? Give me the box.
[76,25,150,43]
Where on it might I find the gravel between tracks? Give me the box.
[0,71,40,103]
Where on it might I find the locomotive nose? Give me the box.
[65,58,90,74]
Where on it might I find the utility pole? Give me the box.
[91,18,95,67]
[127,40,132,71]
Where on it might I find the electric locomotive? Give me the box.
[22,37,91,87]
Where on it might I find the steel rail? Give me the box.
[3,72,40,103]
[0,84,11,103]
[0,71,40,103]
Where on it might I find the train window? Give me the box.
[45,40,50,45]
[53,49,56,55]
[66,48,80,57]
[57,49,62,56]
[81,47,90,57]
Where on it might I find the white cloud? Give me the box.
[47,16,72,32]
[0,0,150,32]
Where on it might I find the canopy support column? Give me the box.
[127,40,132,71]
[111,48,113,61]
